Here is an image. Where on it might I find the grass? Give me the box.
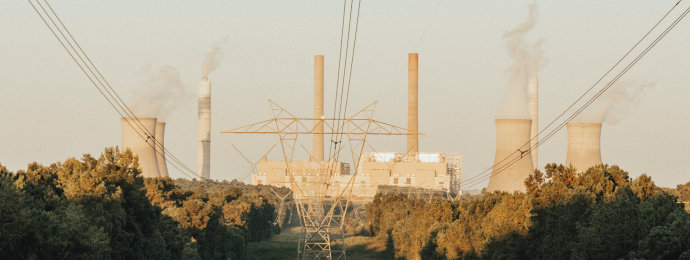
[246,227,388,259]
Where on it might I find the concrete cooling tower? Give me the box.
[121,117,160,178]
[155,121,169,178]
[198,78,211,179]
[487,119,534,193]
[566,123,602,172]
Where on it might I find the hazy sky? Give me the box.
[2,0,689,188]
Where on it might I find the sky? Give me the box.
[1,0,689,188]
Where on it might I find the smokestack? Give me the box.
[121,117,160,178]
[528,75,538,169]
[197,78,211,179]
[566,123,602,172]
[487,119,534,193]
[313,55,324,161]
[155,121,169,178]
[407,53,419,154]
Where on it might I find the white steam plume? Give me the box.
[201,40,226,78]
[130,66,193,120]
[573,80,654,125]
[497,3,546,119]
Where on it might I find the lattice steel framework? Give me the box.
[222,100,417,259]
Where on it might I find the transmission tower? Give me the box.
[223,100,417,259]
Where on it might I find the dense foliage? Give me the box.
[367,164,690,259]
[0,147,280,259]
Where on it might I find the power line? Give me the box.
[28,0,207,181]
[461,1,690,190]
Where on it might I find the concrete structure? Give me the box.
[487,119,534,193]
[253,159,350,198]
[121,117,160,178]
[155,121,169,178]
[528,75,539,169]
[197,78,211,179]
[313,55,324,161]
[340,152,462,198]
[407,53,419,154]
[566,123,602,172]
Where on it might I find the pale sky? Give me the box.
[1,0,689,188]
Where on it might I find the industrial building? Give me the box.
[566,122,603,172]
[251,53,463,199]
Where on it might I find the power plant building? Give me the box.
[251,53,462,199]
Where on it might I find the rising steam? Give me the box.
[573,80,654,125]
[497,3,546,119]
[201,41,225,78]
[130,66,193,120]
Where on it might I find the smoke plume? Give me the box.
[201,41,225,78]
[573,80,654,125]
[130,66,193,120]
[497,3,546,119]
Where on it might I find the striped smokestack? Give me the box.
[197,78,211,179]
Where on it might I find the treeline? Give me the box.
[0,147,280,259]
[367,164,690,259]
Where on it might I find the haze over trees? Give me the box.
[367,164,690,259]
[0,147,280,259]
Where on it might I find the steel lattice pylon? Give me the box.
[223,100,418,259]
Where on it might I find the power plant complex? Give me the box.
[251,53,462,199]
[117,52,606,195]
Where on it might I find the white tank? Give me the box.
[487,119,534,193]
[566,123,602,172]
[121,117,160,178]
[197,78,211,179]
[155,121,169,178]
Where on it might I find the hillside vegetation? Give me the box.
[0,147,280,259]
[367,164,690,259]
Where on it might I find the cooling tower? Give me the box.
[197,78,211,179]
[313,55,324,161]
[566,123,602,172]
[121,117,160,178]
[487,119,534,193]
[407,53,419,154]
[528,75,539,169]
[155,121,169,178]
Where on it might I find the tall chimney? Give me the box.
[407,53,419,154]
[121,117,160,178]
[528,75,539,169]
[155,121,169,178]
[197,78,211,179]
[566,123,602,172]
[487,119,534,193]
[313,55,324,161]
